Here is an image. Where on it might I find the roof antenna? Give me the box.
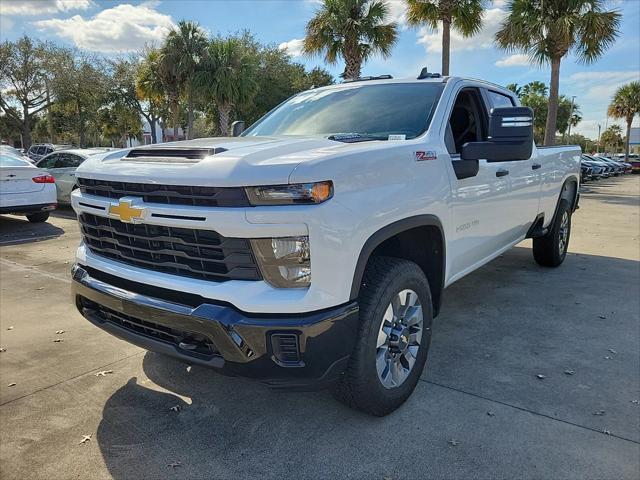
[417,67,441,79]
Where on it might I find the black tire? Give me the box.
[533,199,571,267]
[331,256,433,416]
[26,212,50,223]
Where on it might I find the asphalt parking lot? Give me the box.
[0,176,639,480]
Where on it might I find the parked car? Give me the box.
[0,152,57,222]
[581,159,605,180]
[36,149,111,203]
[70,74,581,416]
[0,145,33,163]
[594,155,627,175]
[26,143,72,162]
[583,155,614,177]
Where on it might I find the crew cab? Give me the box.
[70,74,581,416]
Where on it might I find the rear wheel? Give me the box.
[331,256,432,416]
[26,212,50,223]
[533,199,571,267]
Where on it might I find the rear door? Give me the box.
[482,88,541,236]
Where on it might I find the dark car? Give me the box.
[593,155,627,175]
[583,155,615,177]
[580,157,605,180]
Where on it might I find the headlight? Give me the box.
[251,236,311,288]
[245,181,333,206]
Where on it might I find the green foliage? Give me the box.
[510,82,582,144]
[406,0,486,74]
[599,125,623,153]
[304,0,397,79]
[608,81,640,157]
[496,0,620,145]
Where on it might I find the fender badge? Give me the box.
[416,151,437,161]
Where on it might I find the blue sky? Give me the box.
[1,0,638,138]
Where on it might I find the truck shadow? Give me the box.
[94,245,640,479]
[0,215,65,246]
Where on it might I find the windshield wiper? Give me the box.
[326,133,388,143]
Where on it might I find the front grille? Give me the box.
[79,213,261,282]
[81,297,217,357]
[77,178,250,207]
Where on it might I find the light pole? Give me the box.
[597,124,602,154]
[567,95,576,138]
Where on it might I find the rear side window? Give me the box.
[0,154,31,167]
[37,154,58,169]
[487,90,515,109]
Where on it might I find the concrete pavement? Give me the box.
[1,176,638,479]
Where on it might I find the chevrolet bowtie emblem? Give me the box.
[109,199,144,223]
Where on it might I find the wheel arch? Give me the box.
[349,215,446,317]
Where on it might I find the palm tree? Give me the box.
[406,0,486,76]
[135,49,165,143]
[496,0,620,146]
[608,81,640,160]
[155,44,183,141]
[195,38,258,136]
[163,21,208,139]
[303,0,398,80]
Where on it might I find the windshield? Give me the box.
[244,82,445,140]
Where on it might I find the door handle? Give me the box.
[532,163,542,170]
[496,169,509,177]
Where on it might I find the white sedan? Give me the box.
[0,153,57,223]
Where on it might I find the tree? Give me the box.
[135,49,168,143]
[157,41,184,140]
[599,125,623,153]
[406,0,486,76]
[496,0,620,146]
[510,82,582,145]
[0,36,52,148]
[49,48,108,147]
[608,81,640,160]
[195,37,258,136]
[303,0,397,80]
[163,21,208,139]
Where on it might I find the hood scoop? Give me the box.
[123,147,227,164]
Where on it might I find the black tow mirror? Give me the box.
[461,107,534,162]
[231,120,245,137]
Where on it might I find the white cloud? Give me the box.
[416,7,507,53]
[33,3,175,53]
[568,71,640,100]
[386,0,407,28]
[495,53,530,68]
[278,38,305,58]
[0,0,92,16]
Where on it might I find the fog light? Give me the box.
[251,236,311,288]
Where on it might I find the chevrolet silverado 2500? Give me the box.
[70,74,581,415]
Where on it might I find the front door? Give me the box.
[445,87,514,281]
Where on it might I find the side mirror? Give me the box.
[231,120,245,137]
[461,107,534,162]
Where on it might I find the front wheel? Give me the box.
[331,256,433,416]
[533,199,571,267]
[26,212,50,223]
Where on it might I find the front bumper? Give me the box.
[72,264,359,390]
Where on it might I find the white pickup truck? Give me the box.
[70,73,581,415]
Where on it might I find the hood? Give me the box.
[75,136,380,187]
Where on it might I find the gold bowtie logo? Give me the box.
[109,200,144,223]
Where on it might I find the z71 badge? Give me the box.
[415,151,437,161]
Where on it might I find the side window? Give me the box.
[37,154,58,169]
[487,90,515,109]
[447,88,489,155]
[56,154,84,168]
[35,146,45,156]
